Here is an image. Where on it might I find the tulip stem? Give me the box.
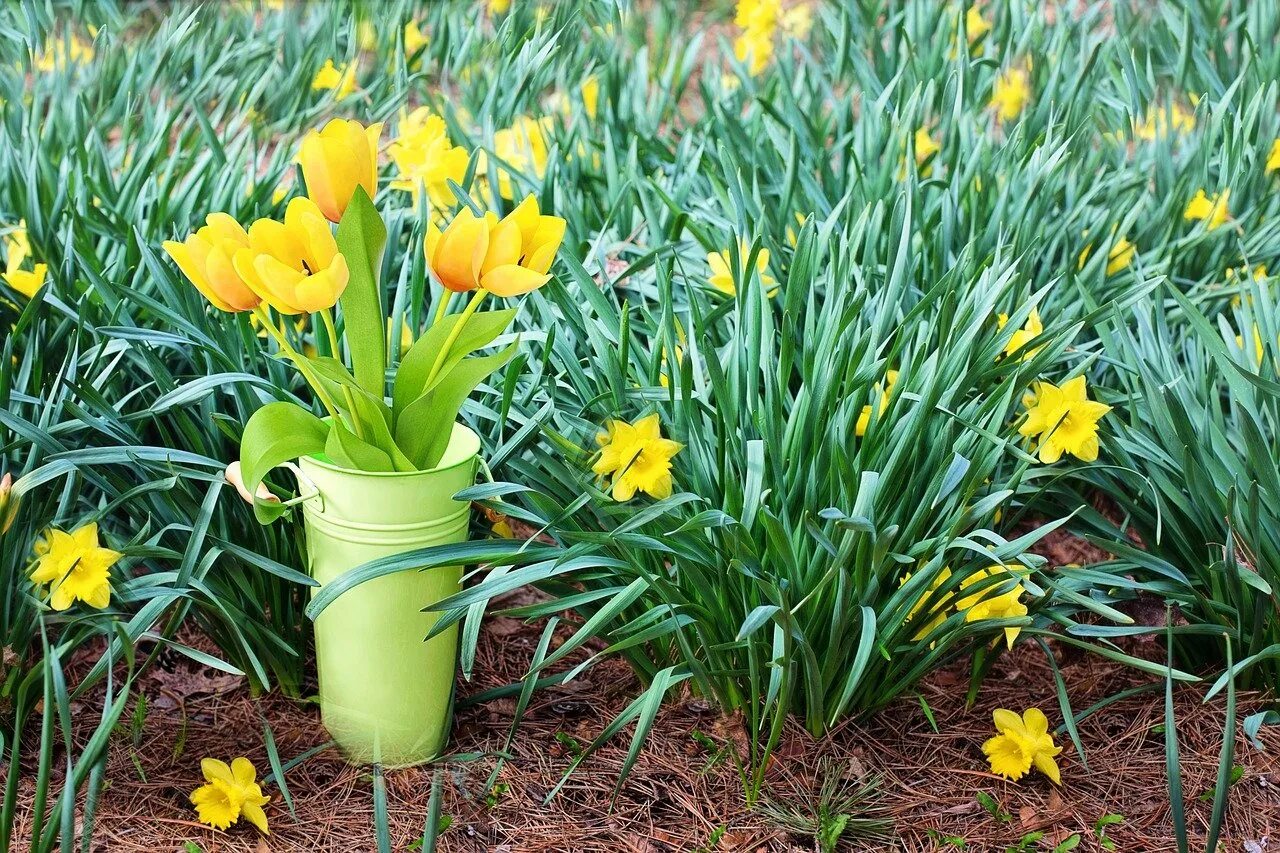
[321,309,341,360]
[253,307,344,425]
[423,289,487,391]
[431,290,452,328]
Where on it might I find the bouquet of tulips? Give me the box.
[163,118,564,521]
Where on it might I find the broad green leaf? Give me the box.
[239,402,329,524]
[335,186,387,398]
[395,343,517,468]
[392,308,516,417]
[325,421,394,472]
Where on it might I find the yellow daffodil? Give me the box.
[990,67,1030,122]
[581,75,600,120]
[29,522,119,611]
[357,20,377,52]
[426,195,565,296]
[856,370,899,436]
[489,0,512,14]
[3,222,47,299]
[1267,139,1280,175]
[298,118,382,223]
[404,20,429,57]
[1235,324,1269,362]
[781,3,813,40]
[486,116,553,200]
[163,214,260,313]
[785,212,808,247]
[899,567,953,641]
[733,29,775,77]
[190,757,270,834]
[1104,236,1136,275]
[1077,229,1136,276]
[956,567,1028,649]
[707,240,778,297]
[996,308,1043,361]
[658,320,689,389]
[311,59,357,101]
[982,708,1063,784]
[593,413,683,501]
[0,473,15,536]
[1227,263,1268,284]
[899,126,940,179]
[388,108,469,208]
[1131,102,1194,141]
[2,263,47,299]
[733,0,782,76]
[1019,376,1111,464]
[34,32,94,72]
[5,222,30,269]
[232,197,349,314]
[1183,188,1230,231]
[966,5,991,44]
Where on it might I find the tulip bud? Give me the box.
[233,198,350,315]
[0,473,16,535]
[162,214,260,312]
[299,118,382,223]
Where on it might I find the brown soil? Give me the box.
[11,536,1280,852]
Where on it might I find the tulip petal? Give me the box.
[299,132,338,222]
[481,216,523,276]
[432,209,487,292]
[164,238,233,311]
[481,263,550,297]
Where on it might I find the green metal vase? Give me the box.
[297,423,479,768]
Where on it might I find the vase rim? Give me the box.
[301,422,481,478]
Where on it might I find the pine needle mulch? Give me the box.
[11,583,1280,851]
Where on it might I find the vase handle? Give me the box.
[224,460,323,512]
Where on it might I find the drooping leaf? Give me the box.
[238,402,329,524]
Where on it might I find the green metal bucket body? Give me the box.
[298,423,480,768]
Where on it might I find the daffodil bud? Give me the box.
[232,198,350,315]
[0,473,16,535]
[299,118,382,223]
[162,214,260,312]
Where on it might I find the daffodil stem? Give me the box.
[321,309,341,359]
[253,307,343,425]
[423,289,487,391]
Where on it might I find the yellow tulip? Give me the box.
[232,198,349,314]
[425,195,565,297]
[298,118,382,223]
[163,214,260,312]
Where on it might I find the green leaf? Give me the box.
[325,421,394,472]
[335,186,387,398]
[239,402,329,524]
[393,308,517,418]
[395,343,517,468]
[308,356,415,470]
